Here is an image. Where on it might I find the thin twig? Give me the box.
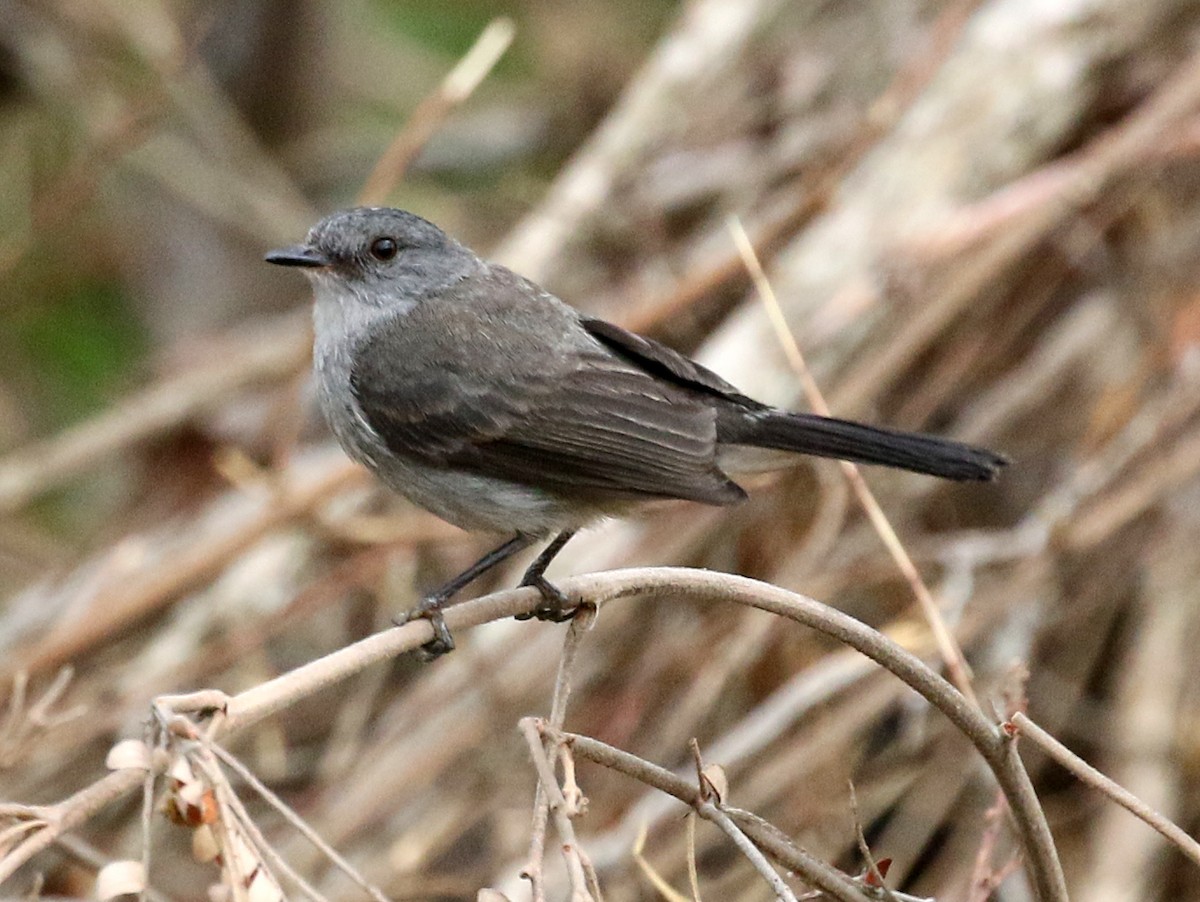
[728,215,979,707]
[137,746,155,902]
[523,605,596,900]
[0,768,149,883]
[689,738,796,901]
[205,741,391,902]
[685,813,701,902]
[357,18,515,205]
[846,780,898,902]
[191,746,327,902]
[519,718,595,902]
[213,567,1060,901]
[0,668,85,768]
[3,457,364,683]
[631,824,691,902]
[697,800,798,902]
[545,725,866,902]
[1009,711,1200,869]
[966,793,1018,902]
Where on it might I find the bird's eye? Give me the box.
[370,237,398,261]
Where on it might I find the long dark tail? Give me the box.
[720,409,1007,481]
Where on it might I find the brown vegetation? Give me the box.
[3,1,1200,899]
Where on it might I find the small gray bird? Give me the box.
[267,207,1006,657]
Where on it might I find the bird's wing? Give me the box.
[580,317,765,408]
[349,272,746,506]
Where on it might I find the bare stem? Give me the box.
[728,216,979,707]
[523,606,597,900]
[357,18,515,205]
[542,725,866,902]
[519,718,595,902]
[1010,711,1200,868]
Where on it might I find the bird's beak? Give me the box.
[264,244,331,268]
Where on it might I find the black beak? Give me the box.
[264,244,331,268]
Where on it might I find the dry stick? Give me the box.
[0,818,47,861]
[951,343,1200,577]
[523,606,597,901]
[0,667,85,768]
[1009,712,1200,869]
[0,767,148,885]
[2,459,365,684]
[1065,417,1200,551]
[917,45,1200,269]
[839,43,1200,416]
[203,764,265,902]
[966,794,1020,902]
[0,313,311,515]
[558,744,604,901]
[845,781,899,902]
[2,569,1064,901]
[617,0,986,337]
[682,749,705,901]
[497,0,784,278]
[502,0,981,288]
[137,751,156,902]
[205,741,390,902]
[191,747,329,902]
[727,218,979,707]
[546,726,864,902]
[357,18,515,206]
[685,813,701,902]
[689,740,797,902]
[630,824,690,902]
[519,718,595,902]
[696,799,798,902]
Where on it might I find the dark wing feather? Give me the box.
[581,317,766,408]
[349,269,745,505]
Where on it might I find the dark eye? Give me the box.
[370,237,398,261]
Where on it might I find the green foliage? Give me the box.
[13,280,145,426]
[370,0,528,72]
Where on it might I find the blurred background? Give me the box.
[3,0,1200,899]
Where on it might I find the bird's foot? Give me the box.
[394,596,455,661]
[514,574,579,623]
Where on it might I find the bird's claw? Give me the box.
[514,575,578,623]
[394,597,456,660]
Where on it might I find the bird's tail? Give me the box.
[719,409,1007,481]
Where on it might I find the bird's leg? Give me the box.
[398,532,536,659]
[515,530,579,623]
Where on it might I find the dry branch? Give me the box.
[3,568,1067,901]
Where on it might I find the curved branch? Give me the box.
[3,568,1066,901]
[217,567,1063,902]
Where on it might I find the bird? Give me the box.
[266,206,1006,657]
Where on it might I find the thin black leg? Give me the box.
[398,532,536,659]
[515,529,578,623]
[429,533,536,603]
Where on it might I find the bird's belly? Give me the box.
[316,377,577,535]
[378,455,586,535]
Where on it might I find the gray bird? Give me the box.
[267,207,1006,657]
